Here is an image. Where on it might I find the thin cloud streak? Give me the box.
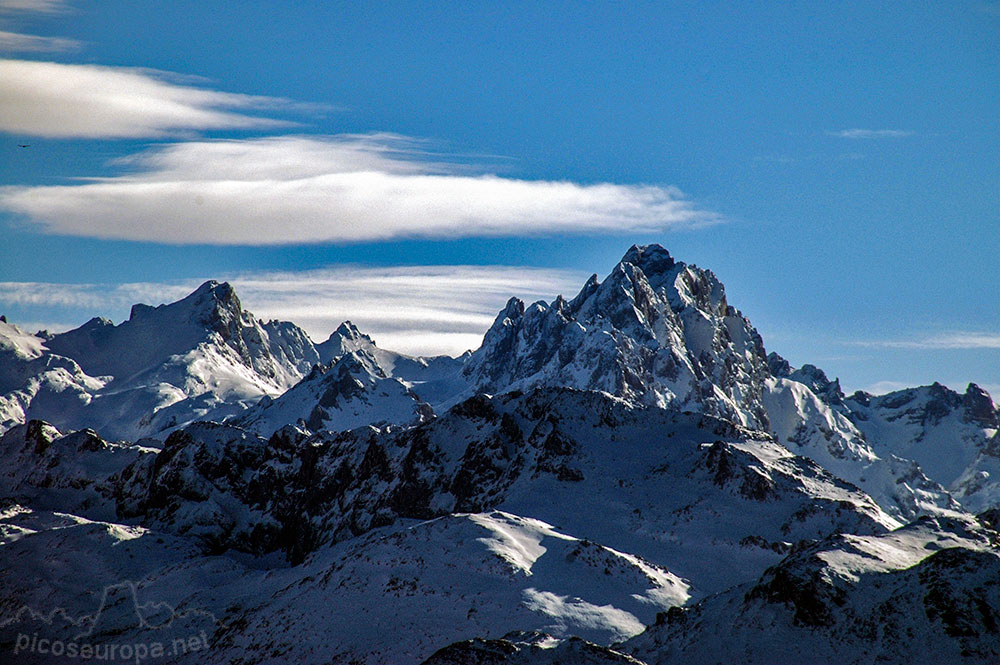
[0,29,79,51]
[0,0,68,12]
[830,129,914,139]
[0,265,588,356]
[0,134,719,244]
[853,332,1000,350]
[0,59,310,138]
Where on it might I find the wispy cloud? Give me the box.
[0,0,69,13]
[0,29,78,51]
[0,265,589,356]
[0,133,718,244]
[0,59,315,138]
[854,332,1000,350]
[829,129,914,139]
[857,380,1000,401]
[858,380,913,396]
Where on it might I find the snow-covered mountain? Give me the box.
[771,355,1000,514]
[0,281,319,440]
[1,244,998,664]
[457,246,959,521]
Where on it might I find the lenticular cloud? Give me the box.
[0,134,718,245]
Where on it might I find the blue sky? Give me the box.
[0,0,997,395]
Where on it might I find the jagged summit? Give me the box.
[333,320,366,339]
[461,244,769,428]
[235,347,433,436]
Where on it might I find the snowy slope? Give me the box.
[0,320,108,433]
[0,504,678,665]
[843,383,999,511]
[209,512,689,664]
[772,354,1000,512]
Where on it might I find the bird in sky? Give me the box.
[17,144,30,148]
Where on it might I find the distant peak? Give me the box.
[335,320,359,335]
[620,244,676,276]
[128,279,243,322]
[331,321,371,342]
[83,316,114,328]
[197,280,238,301]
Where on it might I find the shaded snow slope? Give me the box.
[623,514,1000,665]
[0,505,685,665]
[3,388,899,597]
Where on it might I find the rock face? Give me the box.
[422,632,644,665]
[1,244,998,665]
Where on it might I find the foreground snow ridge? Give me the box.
[1,244,998,664]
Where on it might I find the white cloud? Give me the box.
[0,59,307,138]
[0,29,78,51]
[0,265,588,356]
[0,134,717,244]
[829,129,914,139]
[854,332,1000,350]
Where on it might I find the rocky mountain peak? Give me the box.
[768,352,844,406]
[619,243,676,279]
[185,280,242,324]
[499,296,526,322]
[462,245,771,428]
[963,383,999,428]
